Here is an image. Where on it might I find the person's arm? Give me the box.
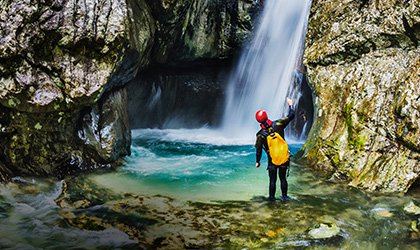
[286,97,295,122]
[276,98,295,128]
[286,105,295,122]
[255,134,264,168]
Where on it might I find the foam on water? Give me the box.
[91,129,303,201]
[132,128,304,146]
[1,130,418,248]
[132,128,255,145]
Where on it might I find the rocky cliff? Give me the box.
[0,0,134,180]
[127,62,231,129]
[302,0,419,192]
[0,0,260,180]
[144,0,260,64]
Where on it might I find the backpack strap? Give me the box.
[257,130,269,138]
[271,121,277,131]
[268,126,274,135]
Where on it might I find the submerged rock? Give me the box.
[308,223,340,239]
[372,207,394,218]
[10,175,410,249]
[411,220,419,232]
[302,0,420,192]
[404,201,420,215]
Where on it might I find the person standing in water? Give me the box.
[255,98,295,201]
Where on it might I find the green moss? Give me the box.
[53,45,63,57]
[344,103,354,141]
[34,123,42,130]
[332,154,340,166]
[343,103,366,151]
[353,135,367,151]
[9,135,19,165]
[53,78,65,89]
[93,86,105,103]
[8,99,16,107]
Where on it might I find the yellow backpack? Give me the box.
[267,131,289,165]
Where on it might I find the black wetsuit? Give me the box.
[255,106,295,200]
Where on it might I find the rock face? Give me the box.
[302,0,420,192]
[127,62,231,129]
[126,0,261,129]
[0,0,132,112]
[144,0,261,64]
[0,0,259,179]
[0,87,130,177]
[0,0,134,177]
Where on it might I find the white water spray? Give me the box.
[221,0,311,140]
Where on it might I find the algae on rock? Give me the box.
[302,0,420,192]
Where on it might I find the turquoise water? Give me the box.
[91,129,303,201]
[0,128,419,249]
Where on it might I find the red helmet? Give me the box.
[255,110,268,123]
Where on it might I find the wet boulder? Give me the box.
[308,223,340,239]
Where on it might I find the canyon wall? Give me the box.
[302,0,419,192]
[0,0,260,180]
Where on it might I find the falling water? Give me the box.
[222,0,311,139]
[299,121,308,141]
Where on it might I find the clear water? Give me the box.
[1,1,417,249]
[90,128,304,202]
[0,180,137,249]
[0,129,419,249]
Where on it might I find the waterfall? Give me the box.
[299,121,308,141]
[221,0,311,141]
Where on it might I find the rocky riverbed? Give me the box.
[2,169,411,249]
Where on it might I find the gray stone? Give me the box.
[79,88,131,162]
[0,0,130,112]
[308,223,340,239]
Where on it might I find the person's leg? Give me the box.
[278,162,289,199]
[268,165,277,200]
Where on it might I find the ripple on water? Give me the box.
[1,129,419,249]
